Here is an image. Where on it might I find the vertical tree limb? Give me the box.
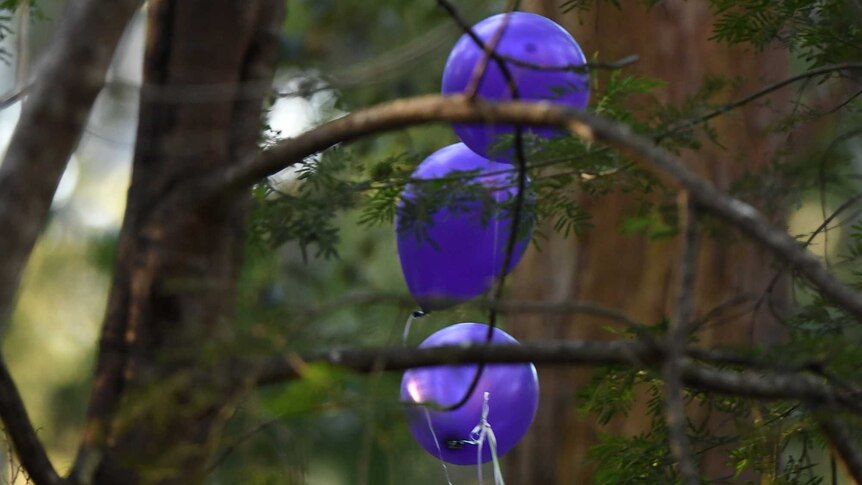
[663,194,700,485]
[0,2,140,484]
[0,0,142,333]
[816,409,862,484]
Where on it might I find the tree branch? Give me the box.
[0,0,143,334]
[183,94,862,324]
[0,356,64,485]
[663,196,699,485]
[256,340,658,385]
[0,2,141,484]
[255,340,862,416]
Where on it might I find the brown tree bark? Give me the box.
[508,1,789,483]
[70,2,285,484]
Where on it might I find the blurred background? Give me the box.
[0,0,859,483]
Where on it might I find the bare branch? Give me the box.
[255,340,862,416]
[0,0,143,334]
[489,300,646,330]
[458,1,514,99]
[285,290,649,337]
[257,340,658,385]
[0,356,64,485]
[502,52,638,73]
[663,195,700,485]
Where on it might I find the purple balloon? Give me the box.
[396,143,532,311]
[442,12,589,162]
[401,323,539,465]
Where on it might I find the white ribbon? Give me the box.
[464,392,505,485]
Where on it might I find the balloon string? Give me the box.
[402,309,428,346]
[437,6,529,413]
[422,407,454,485]
[467,392,505,485]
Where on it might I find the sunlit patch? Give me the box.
[788,200,843,260]
[265,69,343,197]
[50,156,80,209]
[406,377,424,404]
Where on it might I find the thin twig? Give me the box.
[816,127,862,270]
[463,7,513,99]
[97,53,637,105]
[436,0,635,77]
[502,53,639,73]
[289,290,648,331]
[658,63,862,142]
[753,189,862,319]
[205,399,375,473]
[823,86,862,116]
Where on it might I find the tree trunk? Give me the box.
[508,1,789,483]
[72,2,285,484]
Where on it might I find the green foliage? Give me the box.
[591,432,675,484]
[249,150,359,260]
[577,366,639,424]
[561,0,664,14]
[580,359,838,484]
[710,0,862,66]
[593,72,667,127]
[619,199,679,239]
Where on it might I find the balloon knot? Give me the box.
[446,439,472,450]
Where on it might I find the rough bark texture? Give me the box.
[72,2,285,484]
[508,1,789,483]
